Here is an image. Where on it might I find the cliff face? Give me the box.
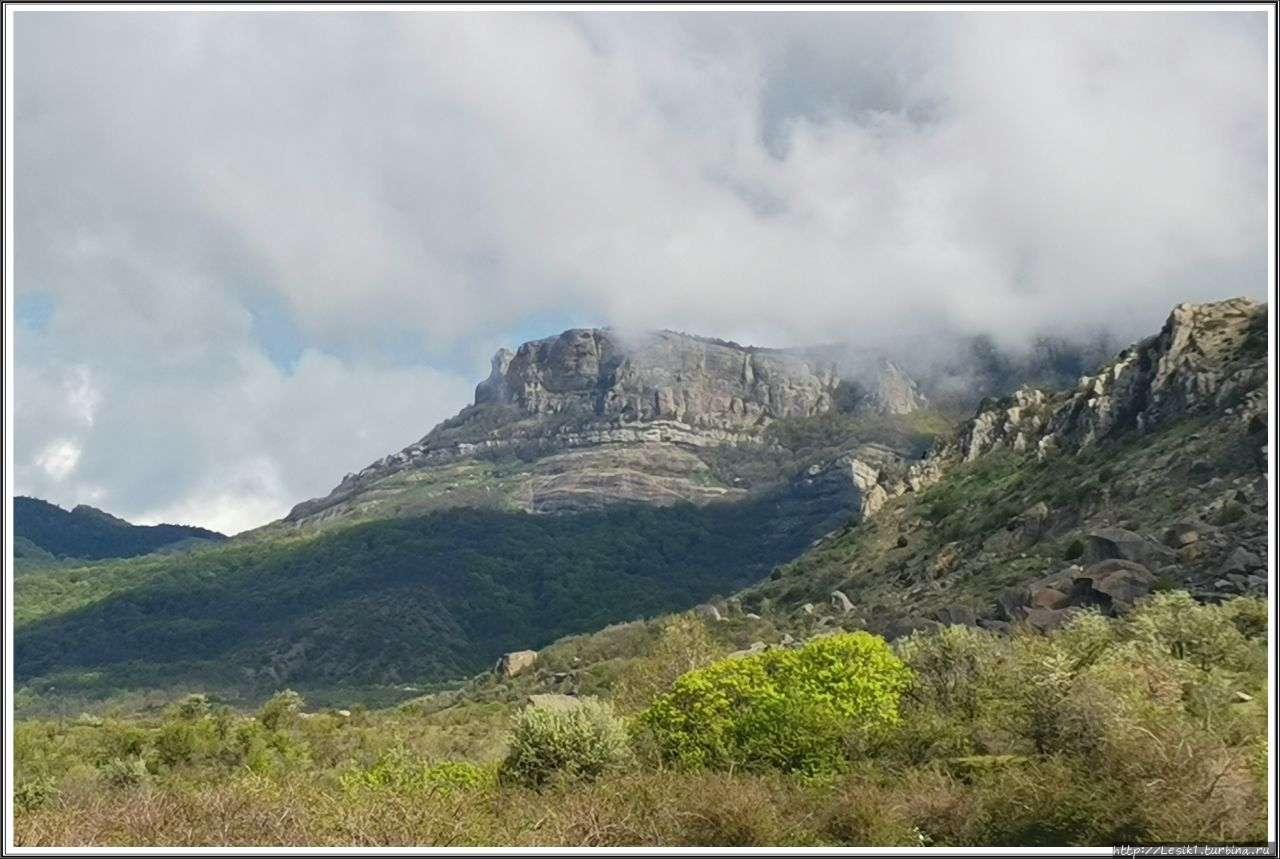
[474,329,842,430]
[284,300,1261,533]
[283,329,935,527]
[940,298,1267,465]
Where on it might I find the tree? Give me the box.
[636,632,912,775]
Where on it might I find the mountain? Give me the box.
[404,297,1268,711]
[12,298,1265,713]
[13,497,227,566]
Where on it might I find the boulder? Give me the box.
[495,650,538,678]
[1030,587,1069,610]
[885,616,940,641]
[1161,522,1201,549]
[830,590,854,613]
[977,618,1010,635]
[1083,528,1176,568]
[1029,565,1083,593]
[994,587,1031,622]
[694,603,723,622]
[728,641,769,659]
[1012,501,1052,544]
[934,604,977,627]
[1220,547,1263,576]
[1024,607,1073,633]
[1070,559,1155,614]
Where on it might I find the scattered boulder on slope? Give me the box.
[1083,528,1176,568]
[1068,559,1156,614]
[495,650,538,678]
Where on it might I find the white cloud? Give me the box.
[36,441,81,481]
[11,9,1269,530]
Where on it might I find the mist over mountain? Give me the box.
[12,11,1266,534]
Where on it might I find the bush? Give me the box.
[613,614,722,713]
[14,777,56,812]
[341,747,494,796]
[99,756,150,790]
[1124,591,1260,673]
[636,632,911,775]
[257,689,304,731]
[499,698,630,788]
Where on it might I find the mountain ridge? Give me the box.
[13,496,228,565]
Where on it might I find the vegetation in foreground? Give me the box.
[14,591,1268,847]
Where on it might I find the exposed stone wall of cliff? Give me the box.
[904,298,1267,493]
[476,328,842,430]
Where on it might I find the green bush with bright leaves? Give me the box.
[636,631,912,775]
[499,698,631,788]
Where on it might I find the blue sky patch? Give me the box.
[16,291,54,333]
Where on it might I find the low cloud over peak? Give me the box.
[12,9,1269,532]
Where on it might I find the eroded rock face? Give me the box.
[527,444,746,513]
[935,298,1267,466]
[477,329,842,430]
[866,360,929,416]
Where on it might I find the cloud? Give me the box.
[11,9,1269,530]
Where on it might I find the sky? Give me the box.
[9,8,1272,535]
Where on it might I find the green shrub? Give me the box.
[1219,596,1268,640]
[257,689,304,731]
[613,614,722,713]
[1124,591,1259,672]
[172,693,210,720]
[636,632,911,775]
[341,747,494,796]
[14,777,56,812]
[499,698,630,788]
[99,756,150,790]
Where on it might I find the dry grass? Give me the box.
[16,759,1267,848]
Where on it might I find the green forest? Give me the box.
[15,495,813,707]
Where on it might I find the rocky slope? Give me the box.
[457,297,1268,701]
[941,298,1267,464]
[733,296,1268,641]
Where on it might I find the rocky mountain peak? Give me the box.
[471,327,842,430]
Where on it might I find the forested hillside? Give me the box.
[14,497,226,565]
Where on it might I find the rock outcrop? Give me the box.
[865,360,928,416]
[935,298,1266,466]
[494,650,538,678]
[285,328,932,525]
[475,328,841,430]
